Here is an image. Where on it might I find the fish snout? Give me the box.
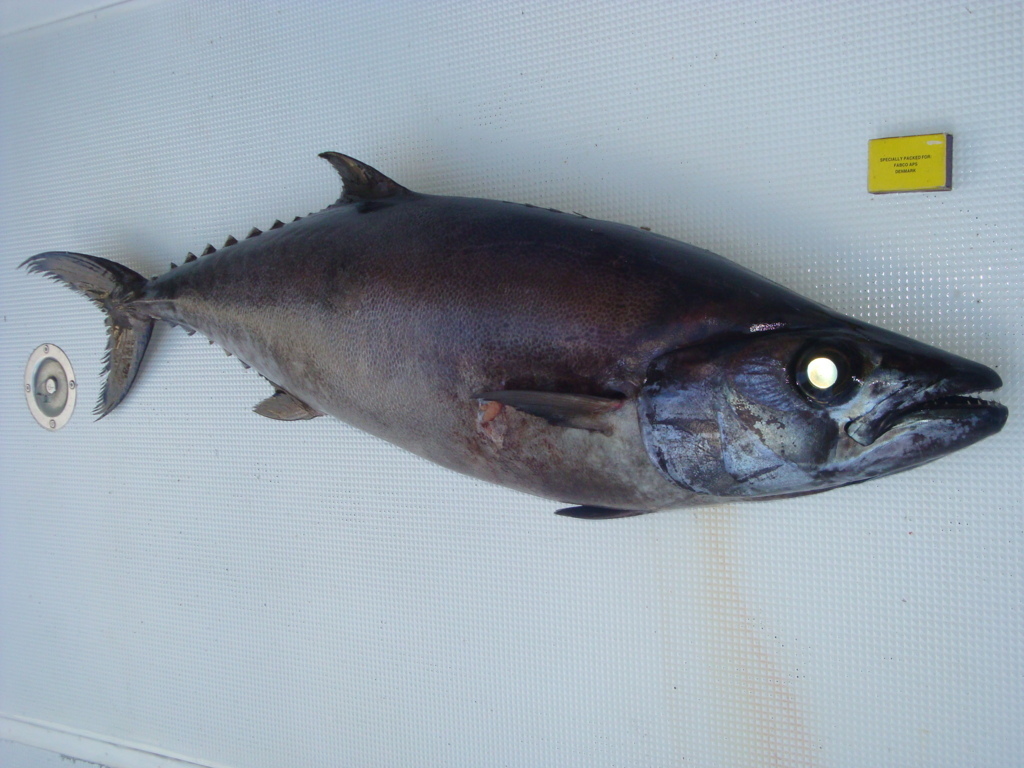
[845,353,1006,446]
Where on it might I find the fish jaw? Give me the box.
[832,349,1007,483]
[828,400,1007,486]
[845,354,1005,447]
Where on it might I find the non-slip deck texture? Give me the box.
[1,2,1020,766]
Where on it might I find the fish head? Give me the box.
[638,325,1008,500]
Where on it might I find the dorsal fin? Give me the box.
[319,152,411,202]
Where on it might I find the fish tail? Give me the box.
[21,252,154,418]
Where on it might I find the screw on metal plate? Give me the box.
[25,344,77,430]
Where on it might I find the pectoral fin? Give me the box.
[254,389,324,421]
[474,390,623,434]
[556,506,649,519]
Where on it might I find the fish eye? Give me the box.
[806,356,838,389]
[794,345,859,404]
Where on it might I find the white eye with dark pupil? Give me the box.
[806,356,839,389]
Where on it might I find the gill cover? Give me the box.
[637,329,1006,500]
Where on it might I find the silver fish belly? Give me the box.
[22,153,1008,517]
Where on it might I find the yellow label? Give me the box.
[868,133,952,193]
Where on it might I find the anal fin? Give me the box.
[254,389,324,421]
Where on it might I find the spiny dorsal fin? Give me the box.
[202,244,216,256]
[247,227,261,239]
[319,152,411,202]
[223,235,238,247]
[270,220,284,230]
[184,252,197,263]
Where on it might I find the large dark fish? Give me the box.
[23,153,1007,517]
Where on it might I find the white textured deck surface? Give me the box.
[1,2,1020,766]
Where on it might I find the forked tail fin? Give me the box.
[21,252,154,418]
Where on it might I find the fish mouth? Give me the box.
[874,394,1007,438]
[847,367,1007,447]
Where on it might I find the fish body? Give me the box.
[23,153,1007,516]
